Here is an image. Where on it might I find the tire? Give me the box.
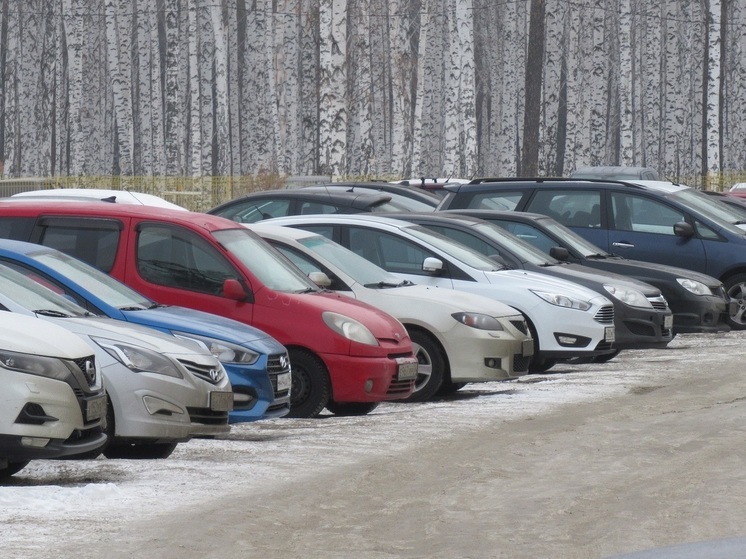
[593,349,622,363]
[437,381,467,395]
[405,330,446,403]
[286,348,331,418]
[725,274,746,330]
[325,401,379,416]
[104,441,178,460]
[525,319,556,373]
[0,461,29,479]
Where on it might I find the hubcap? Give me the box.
[412,342,432,392]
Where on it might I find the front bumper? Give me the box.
[225,352,291,424]
[612,306,674,350]
[668,294,734,334]
[320,352,416,403]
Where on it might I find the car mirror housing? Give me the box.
[422,257,444,274]
[308,271,332,288]
[673,221,695,238]
[549,246,570,261]
[223,278,251,301]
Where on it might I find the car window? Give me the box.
[214,199,291,223]
[137,225,237,295]
[424,224,504,260]
[610,192,685,235]
[348,226,436,275]
[36,221,121,272]
[527,190,602,228]
[271,243,351,291]
[0,217,35,241]
[299,200,341,215]
[493,221,559,254]
[467,192,522,210]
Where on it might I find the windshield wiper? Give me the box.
[586,253,609,259]
[118,306,149,311]
[294,287,317,294]
[34,309,72,318]
[365,279,413,288]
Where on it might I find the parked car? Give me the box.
[393,178,471,198]
[251,223,534,400]
[703,190,746,217]
[442,209,733,335]
[0,262,233,458]
[0,313,107,478]
[570,166,659,180]
[11,188,188,210]
[0,238,291,423]
[208,188,416,223]
[728,182,746,196]
[393,212,673,357]
[293,183,440,211]
[0,200,417,418]
[437,178,746,329]
[264,214,617,372]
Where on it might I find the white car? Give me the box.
[0,313,107,478]
[0,264,232,459]
[251,223,534,401]
[10,188,188,211]
[265,214,617,372]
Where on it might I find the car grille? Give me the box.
[648,295,669,310]
[178,359,224,384]
[186,407,229,425]
[267,352,291,398]
[594,305,615,324]
[71,355,97,387]
[510,319,528,335]
[387,379,414,396]
[513,354,531,373]
[594,340,614,351]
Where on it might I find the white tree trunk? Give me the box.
[705,0,722,174]
[187,2,201,176]
[318,0,347,176]
[618,0,634,164]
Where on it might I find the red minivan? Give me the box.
[0,201,417,418]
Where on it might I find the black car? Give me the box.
[388,212,674,356]
[208,188,414,223]
[297,182,441,210]
[441,208,732,335]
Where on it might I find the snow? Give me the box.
[0,333,725,556]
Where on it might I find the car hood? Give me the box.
[486,268,612,303]
[598,257,724,288]
[0,312,95,359]
[543,263,661,296]
[122,305,285,352]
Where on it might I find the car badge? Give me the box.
[279,355,289,370]
[209,368,220,381]
[84,360,96,385]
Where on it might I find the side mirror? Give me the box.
[223,278,251,301]
[673,221,694,238]
[549,246,570,261]
[308,271,332,288]
[422,257,443,274]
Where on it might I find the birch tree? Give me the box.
[318,0,347,176]
[703,0,722,176]
[163,0,183,175]
[618,0,634,164]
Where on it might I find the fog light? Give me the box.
[484,358,502,369]
[233,393,252,404]
[558,335,578,345]
[364,380,374,393]
[21,437,50,448]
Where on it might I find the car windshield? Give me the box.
[470,222,558,266]
[297,234,404,287]
[214,228,320,293]
[0,263,90,317]
[404,225,506,271]
[670,188,746,231]
[29,250,154,310]
[537,218,611,257]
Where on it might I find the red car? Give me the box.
[0,200,417,418]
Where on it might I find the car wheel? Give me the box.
[437,381,467,395]
[524,319,556,373]
[287,348,331,418]
[0,461,29,478]
[725,274,746,330]
[325,401,379,416]
[104,441,178,460]
[593,349,622,363]
[405,330,446,402]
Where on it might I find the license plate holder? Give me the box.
[210,391,234,412]
[276,371,291,392]
[664,315,673,329]
[522,339,534,357]
[396,357,418,381]
[85,394,107,422]
[605,326,616,343]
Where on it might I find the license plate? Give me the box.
[664,315,673,329]
[605,326,616,343]
[210,391,234,412]
[85,394,107,422]
[522,339,534,357]
[277,371,291,392]
[396,357,418,381]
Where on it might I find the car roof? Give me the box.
[444,177,689,195]
[300,182,441,205]
[265,213,418,229]
[10,188,189,210]
[213,188,391,208]
[441,208,550,222]
[0,199,243,234]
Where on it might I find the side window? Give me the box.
[0,217,35,241]
[299,201,340,215]
[467,192,522,210]
[292,224,335,239]
[348,227,435,275]
[610,193,685,235]
[36,219,121,272]
[215,199,290,223]
[271,244,351,291]
[694,220,719,240]
[527,190,602,228]
[137,225,237,295]
[495,221,558,254]
[424,225,500,259]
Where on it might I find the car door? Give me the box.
[606,191,708,272]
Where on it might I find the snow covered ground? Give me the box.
[0,332,734,558]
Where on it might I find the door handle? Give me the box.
[612,241,635,248]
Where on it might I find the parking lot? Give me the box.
[3,330,746,559]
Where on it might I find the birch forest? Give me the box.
[0,0,744,187]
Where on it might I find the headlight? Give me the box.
[530,290,591,311]
[603,284,652,308]
[92,337,183,378]
[452,312,504,331]
[172,332,260,364]
[0,350,70,380]
[322,312,379,346]
[676,278,710,296]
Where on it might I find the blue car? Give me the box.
[0,239,291,423]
